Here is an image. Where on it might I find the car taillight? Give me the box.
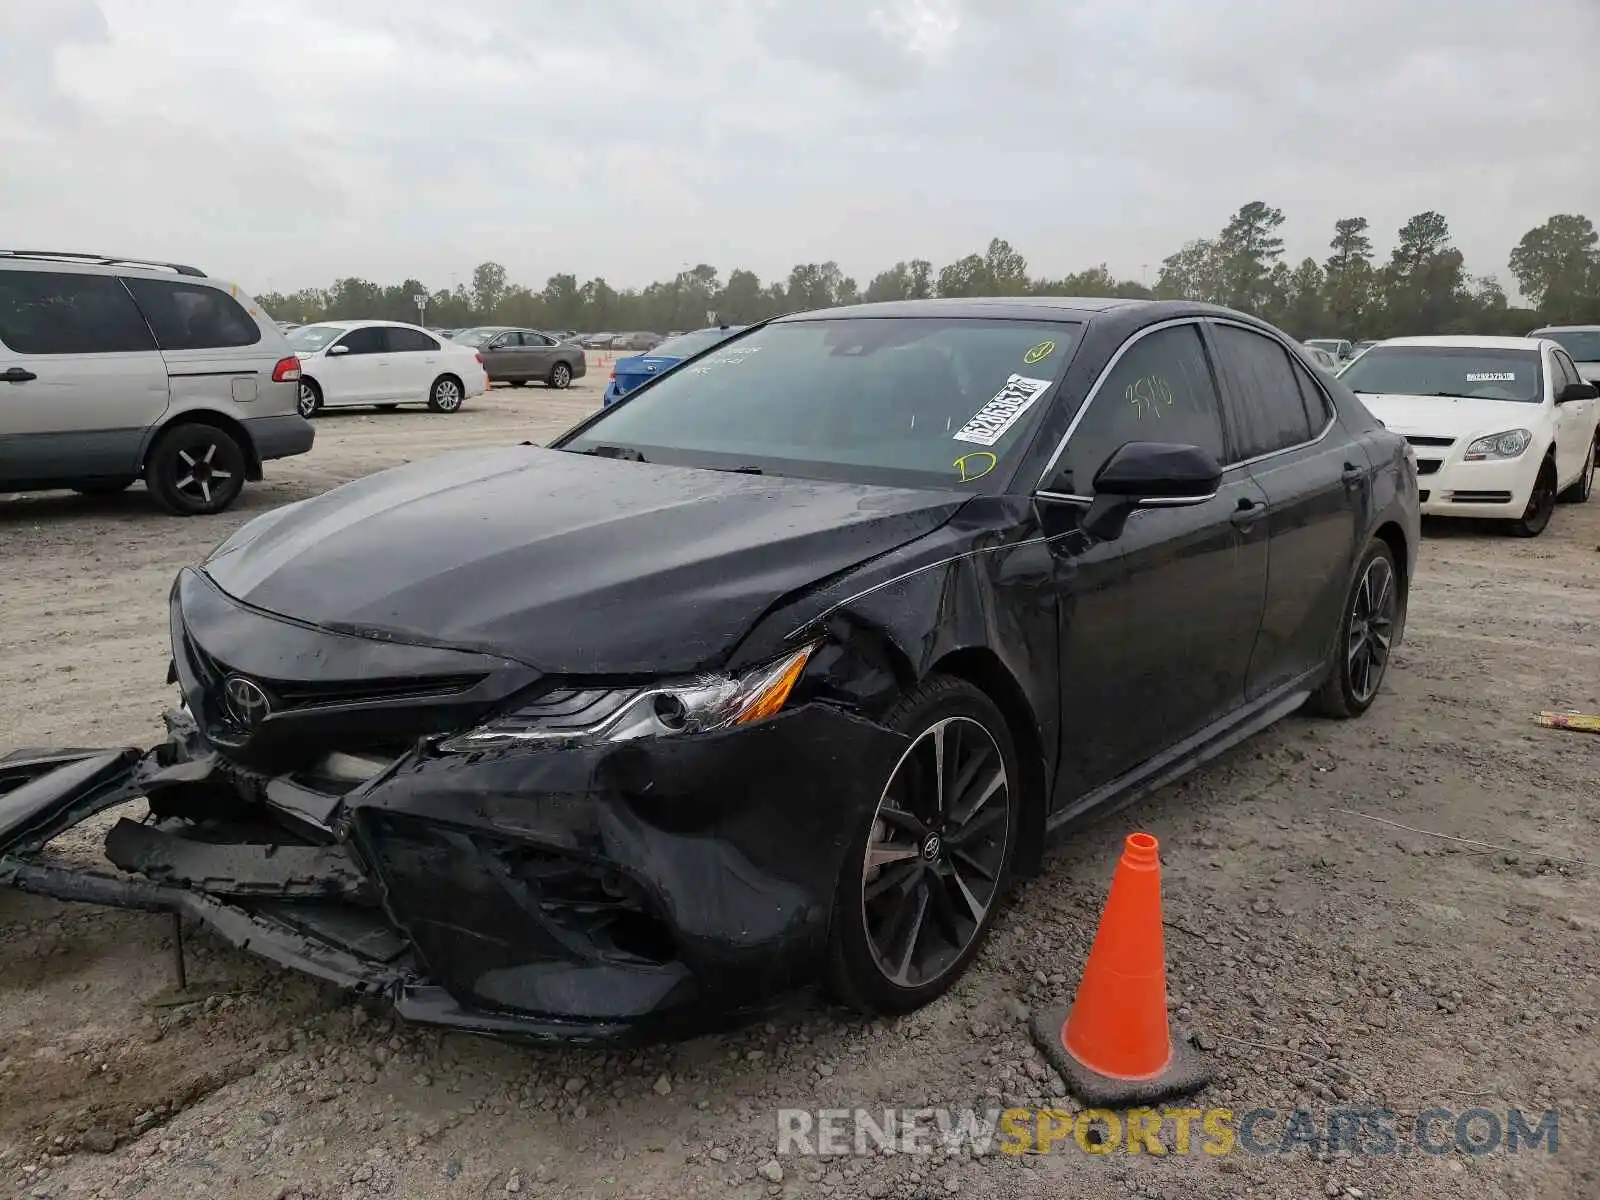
[271,355,301,382]
[475,352,485,366]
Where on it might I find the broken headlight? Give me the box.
[436,643,818,754]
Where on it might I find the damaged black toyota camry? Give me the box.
[1,297,1419,1042]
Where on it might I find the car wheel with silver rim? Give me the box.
[548,362,572,389]
[144,422,247,516]
[297,379,322,418]
[1307,538,1400,719]
[428,374,464,413]
[827,676,1019,1014]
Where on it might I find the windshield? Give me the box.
[1339,346,1543,402]
[449,328,496,346]
[286,324,344,352]
[1538,329,1600,363]
[560,317,1082,491]
[647,327,742,359]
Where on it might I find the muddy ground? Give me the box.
[2,377,1596,1199]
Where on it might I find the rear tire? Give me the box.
[1307,538,1400,719]
[826,675,1019,1016]
[1557,441,1594,504]
[427,375,465,413]
[1508,458,1557,536]
[548,362,572,389]
[144,423,247,516]
[297,379,322,418]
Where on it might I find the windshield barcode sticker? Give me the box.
[953,375,1051,446]
[1465,372,1515,382]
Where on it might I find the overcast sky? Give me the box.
[3,0,1597,298]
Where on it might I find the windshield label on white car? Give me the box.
[1465,372,1515,382]
[954,375,1051,447]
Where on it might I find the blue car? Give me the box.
[602,325,745,406]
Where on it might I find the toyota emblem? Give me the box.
[222,675,273,729]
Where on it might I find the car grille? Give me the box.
[1405,435,1456,448]
[1448,490,1513,504]
[1418,490,1430,502]
[1416,460,1441,476]
[181,630,484,713]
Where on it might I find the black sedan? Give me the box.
[0,297,1419,1041]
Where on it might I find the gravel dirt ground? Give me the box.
[2,374,1596,1200]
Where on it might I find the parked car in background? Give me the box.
[0,296,1417,1041]
[580,332,615,349]
[1305,338,1354,362]
[0,249,312,515]
[1351,340,1380,357]
[1341,335,1599,535]
[287,320,487,416]
[1529,325,1600,385]
[450,327,587,389]
[1302,344,1341,373]
[274,320,300,334]
[611,331,664,352]
[603,325,746,406]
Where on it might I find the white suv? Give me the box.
[0,250,314,515]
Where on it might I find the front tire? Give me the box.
[548,361,572,389]
[1307,538,1400,719]
[144,423,247,516]
[1509,458,1557,536]
[427,375,464,413]
[826,676,1020,1015]
[1558,441,1594,504]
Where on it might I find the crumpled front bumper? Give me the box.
[0,704,905,1043]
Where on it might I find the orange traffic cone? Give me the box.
[1030,833,1211,1106]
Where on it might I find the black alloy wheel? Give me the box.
[1557,441,1594,504]
[548,361,572,389]
[828,676,1019,1014]
[1510,459,1557,536]
[1308,538,1399,718]
[144,423,247,516]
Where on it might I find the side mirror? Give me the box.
[328,344,350,356]
[1558,381,1599,403]
[1076,441,1223,541]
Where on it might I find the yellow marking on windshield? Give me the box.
[1023,340,1056,365]
[953,450,999,482]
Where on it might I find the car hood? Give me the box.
[1353,393,1546,439]
[201,446,964,675]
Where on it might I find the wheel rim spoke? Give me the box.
[178,450,195,467]
[863,714,1009,990]
[175,474,194,490]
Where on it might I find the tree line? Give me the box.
[256,207,1600,340]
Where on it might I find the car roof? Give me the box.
[777,296,1161,323]
[1377,335,1550,350]
[301,319,427,329]
[1530,324,1600,334]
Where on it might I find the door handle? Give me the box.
[1341,462,1365,487]
[1,367,37,383]
[1230,497,1266,528]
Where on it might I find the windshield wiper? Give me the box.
[574,444,647,462]
[704,464,764,475]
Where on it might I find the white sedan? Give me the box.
[1341,335,1600,536]
[286,320,489,416]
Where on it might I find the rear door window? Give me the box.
[1057,322,1226,493]
[1211,324,1317,460]
[385,327,439,352]
[122,278,261,350]
[0,270,157,354]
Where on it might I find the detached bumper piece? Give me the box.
[0,704,904,1043]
